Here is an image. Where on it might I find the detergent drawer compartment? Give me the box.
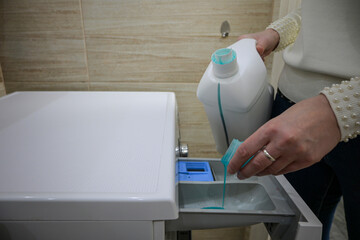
[167,158,322,240]
[179,182,275,211]
[169,158,295,231]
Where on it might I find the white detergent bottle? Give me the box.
[197,38,274,154]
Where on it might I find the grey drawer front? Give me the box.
[166,158,321,240]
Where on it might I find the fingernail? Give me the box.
[237,171,245,180]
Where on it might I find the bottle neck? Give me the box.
[212,48,238,78]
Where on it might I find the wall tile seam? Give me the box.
[79,0,91,90]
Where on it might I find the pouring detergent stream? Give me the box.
[202,139,253,209]
[198,39,273,210]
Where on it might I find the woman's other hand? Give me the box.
[239,29,280,60]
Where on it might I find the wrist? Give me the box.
[265,28,280,51]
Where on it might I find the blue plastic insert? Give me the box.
[178,161,214,182]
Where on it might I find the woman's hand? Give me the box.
[239,29,280,60]
[227,94,341,179]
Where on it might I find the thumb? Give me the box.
[256,44,265,56]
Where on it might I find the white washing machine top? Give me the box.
[0,92,178,221]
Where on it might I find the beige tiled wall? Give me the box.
[0,0,274,157]
[0,0,89,92]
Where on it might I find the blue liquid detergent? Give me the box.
[202,139,244,210]
[201,168,227,210]
[202,206,225,209]
[201,139,255,210]
[222,164,227,208]
[201,163,227,210]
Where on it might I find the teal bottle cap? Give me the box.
[211,48,238,78]
[212,48,236,65]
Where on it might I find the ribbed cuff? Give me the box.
[266,9,301,52]
[266,18,300,52]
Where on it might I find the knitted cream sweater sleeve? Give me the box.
[266,9,360,142]
[266,9,302,51]
[321,77,360,142]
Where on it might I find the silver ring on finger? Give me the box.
[262,148,276,162]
